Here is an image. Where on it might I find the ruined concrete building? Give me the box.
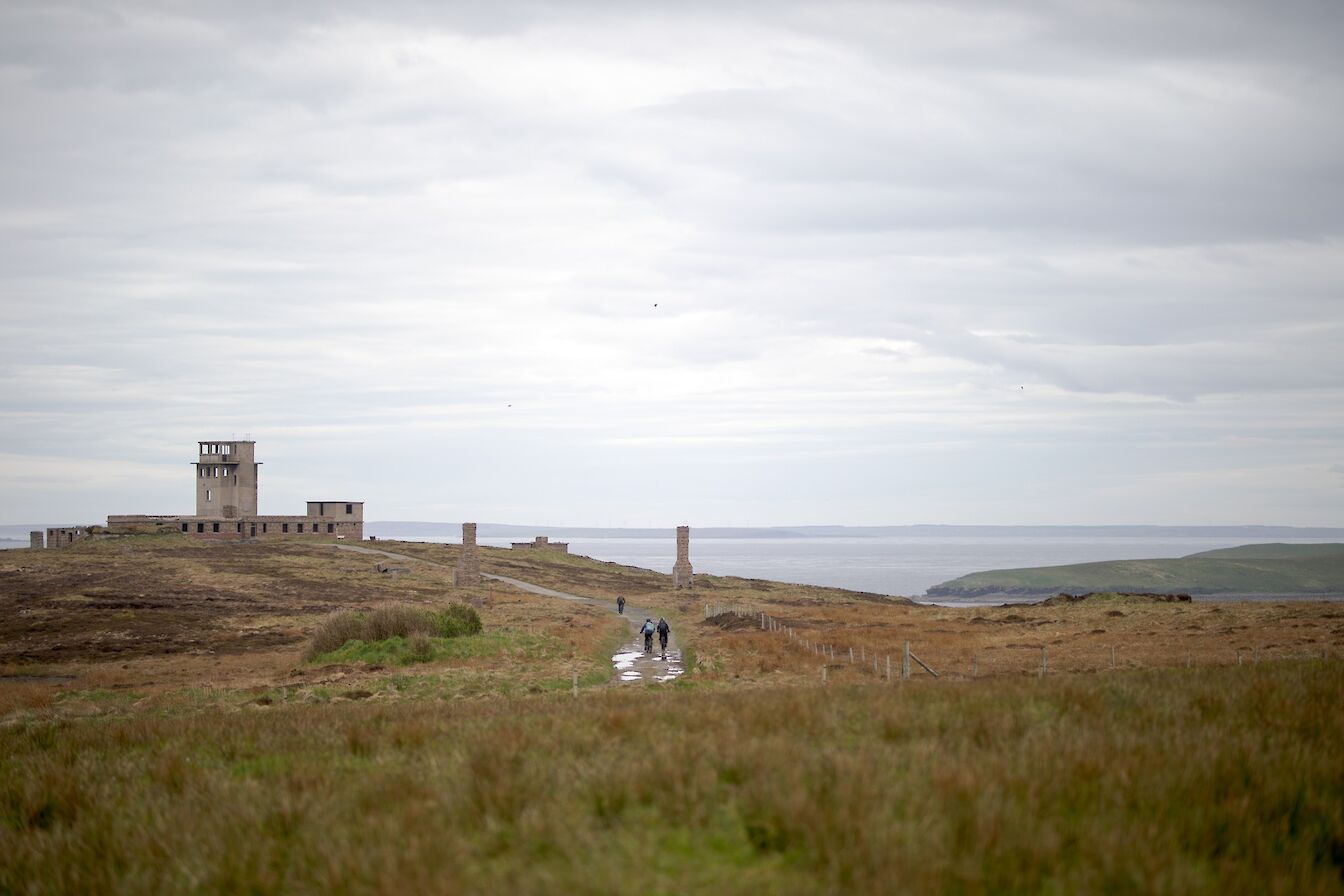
[510,535,569,553]
[41,440,365,547]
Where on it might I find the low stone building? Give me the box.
[45,526,94,549]
[510,535,569,553]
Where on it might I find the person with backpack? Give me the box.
[641,618,655,652]
[656,617,670,654]
[616,595,625,615]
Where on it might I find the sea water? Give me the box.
[371,532,1344,601]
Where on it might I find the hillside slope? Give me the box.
[926,543,1344,598]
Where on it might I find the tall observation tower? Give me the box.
[194,441,259,519]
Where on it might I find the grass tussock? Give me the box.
[2,661,1342,894]
[303,603,482,662]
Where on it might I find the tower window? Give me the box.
[346,504,353,514]
[206,489,212,501]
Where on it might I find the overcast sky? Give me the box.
[2,1,1342,527]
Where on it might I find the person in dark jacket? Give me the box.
[656,617,670,654]
[641,618,655,652]
[616,595,625,615]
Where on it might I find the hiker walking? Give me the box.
[641,618,655,652]
[656,617,670,654]
[616,595,625,615]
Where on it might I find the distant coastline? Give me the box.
[5,521,1342,541]
[363,522,1344,540]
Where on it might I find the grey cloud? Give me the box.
[2,0,1342,525]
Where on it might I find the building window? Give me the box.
[181,523,188,532]
[327,523,334,533]
[346,504,353,514]
[197,523,204,533]
[298,523,304,533]
[282,523,289,533]
[206,489,212,501]
[212,523,220,533]
[262,523,268,533]
[236,523,242,533]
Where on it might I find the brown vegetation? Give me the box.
[3,537,1344,891]
[2,662,1342,893]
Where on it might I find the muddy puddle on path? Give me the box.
[612,639,684,684]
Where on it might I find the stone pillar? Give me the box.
[672,525,694,589]
[29,531,43,550]
[454,522,481,586]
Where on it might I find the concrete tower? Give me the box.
[672,525,694,589]
[194,441,259,519]
[454,522,482,586]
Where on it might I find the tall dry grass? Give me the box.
[303,603,482,661]
[2,660,1342,894]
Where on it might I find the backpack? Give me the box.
[642,622,654,635]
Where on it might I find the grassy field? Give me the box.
[3,537,1344,892]
[927,543,1344,597]
[3,662,1342,894]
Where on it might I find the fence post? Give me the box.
[849,647,854,664]
[860,645,866,661]
[971,654,977,678]
[1111,645,1116,669]
[1040,647,1048,678]
[821,665,827,684]
[572,672,578,698]
[903,642,911,680]
[886,655,892,681]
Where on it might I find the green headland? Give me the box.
[926,542,1344,598]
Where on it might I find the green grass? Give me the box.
[311,630,563,667]
[303,603,482,661]
[3,660,1341,894]
[927,543,1344,596]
